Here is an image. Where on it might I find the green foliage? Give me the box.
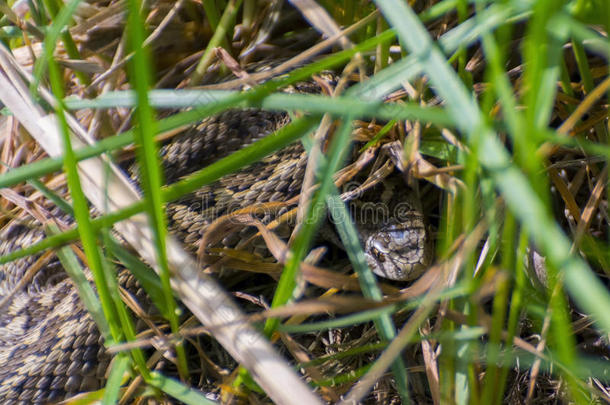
[0,0,608,403]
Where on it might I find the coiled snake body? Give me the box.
[0,107,431,403]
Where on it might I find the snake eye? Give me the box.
[372,247,386,262]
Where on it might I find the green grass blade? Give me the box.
[51,224,110,338]
[125,0,188,381]
[148,372,219,405]
[107,237,168,318]
[102,353,131,405]
[349,2,528,100]
[265,117,355,334]
[165,115,319,201]
[32,0,86,91]
[326,191,410,401]
[47,55,123,343]
[191,0,242,85]
[65,90,453,127]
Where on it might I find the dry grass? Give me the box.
[0,0,608,404]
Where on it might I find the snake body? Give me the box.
[0,106,431,403]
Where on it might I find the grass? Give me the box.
[0,0,608,404]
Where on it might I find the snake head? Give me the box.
[363,219,431,281]
[350,177,432,281]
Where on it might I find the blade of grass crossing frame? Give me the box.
[106,237,169,318]
[51,224,110,338]
[191,0,242,85]
[42,4,154,386]
[349,3,528,101]
[265,117,355,334]
[125,0,189,380]
[326,191,410,402]
[474,7,527,403]
[42,0,89,85]
[102,353,131,405]
[31,0,85,92]
[47,55,123,344]
[47,54,151,382]
[64,90,453,127]
[147,372,219,405]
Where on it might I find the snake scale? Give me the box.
[0,85,431,403]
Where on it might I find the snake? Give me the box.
[0,88,432,403]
